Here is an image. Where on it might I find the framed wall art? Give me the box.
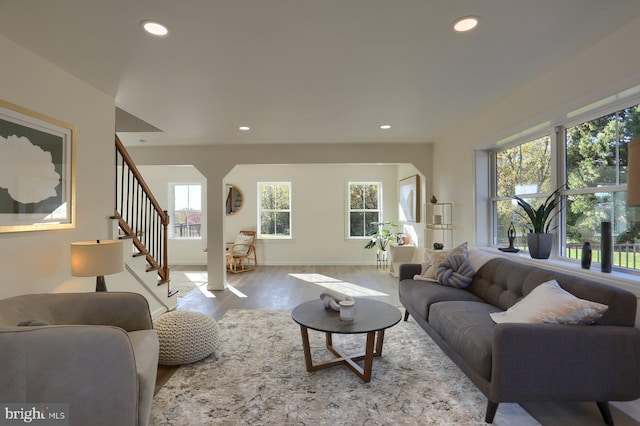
[399,174,420,223]
[0,99,75,233]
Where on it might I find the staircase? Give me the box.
[113,135,177,309]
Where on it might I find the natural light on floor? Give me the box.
[184,272,215,298]
[288,273,388,297]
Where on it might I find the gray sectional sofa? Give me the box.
[399,250,640,425]
[0,292,159,426]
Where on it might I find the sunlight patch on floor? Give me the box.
[183,272,215,298]
[226,284,248,298]
[288,273,388,297]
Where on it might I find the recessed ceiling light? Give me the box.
[380,124,392,130]
[239,126,251,131]
[453,16,479,32]
[141,20,169,37]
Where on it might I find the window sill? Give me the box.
[479,247,640,298]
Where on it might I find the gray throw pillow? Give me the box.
[436,253,475,288]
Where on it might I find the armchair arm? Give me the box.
[33,292,153,331]
[491,323,640,402]
[0,325,138,426]
[399,263,422,281]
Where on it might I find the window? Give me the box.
[489,101,640,271]
[563,105,640,269]
[171,184,202,238]
[492,136,552,249]
[348,182,382,238]
[258,182,291,239]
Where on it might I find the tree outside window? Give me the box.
[493,136,552,248]
[258,182,291,239]
[348,182,381,238]
[172,184,202,238]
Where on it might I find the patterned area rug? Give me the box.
[150,308,540,425]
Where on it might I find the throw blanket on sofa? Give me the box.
[436,253,475,288]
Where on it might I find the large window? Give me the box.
[490,102,640,271]
[564,105,640,269]
[348,182,382,238]
[258,182,291,239]
[171,183,202,238]
[492,136,552,249]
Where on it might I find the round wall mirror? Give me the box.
[225,184,244,215]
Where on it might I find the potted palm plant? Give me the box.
[364,221,398,261]
[513,186,565,259]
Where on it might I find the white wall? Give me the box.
[137,165,208,265]
[0,35,165,314]
[225,164,399,265]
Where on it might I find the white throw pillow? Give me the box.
[490,279,608,325]
[232,234,254,255]
[421,242,468,280]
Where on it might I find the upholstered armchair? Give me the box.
[0,292,159,426]
[226,230,258,273]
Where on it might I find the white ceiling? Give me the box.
[2,1,640,147]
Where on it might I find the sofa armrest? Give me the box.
[399,263,422,281]
[0,325,138,426]
[491,323,640,402]
[36,292,153,331]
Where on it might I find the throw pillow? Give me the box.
[490,279,608,325]
[421,241,468,280]
[17,319,50,326]
[232,234,254,255]
[436,253,475,288]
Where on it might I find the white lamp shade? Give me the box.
[628,138,640,206]
[70,240,125,277]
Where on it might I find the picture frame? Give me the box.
[399,174,420,223]
[0,99,75,233]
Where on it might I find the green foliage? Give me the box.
[513,186,565,234]
[364,221,398,251]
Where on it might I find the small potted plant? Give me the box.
[364,221,398,261]
[513,186,565,259]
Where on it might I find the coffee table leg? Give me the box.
[299,325,313,372]
[362,331,376,382]
[375,329,385,356]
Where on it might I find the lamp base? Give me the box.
[96,275,107,292]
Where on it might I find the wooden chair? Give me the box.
[226,230,257,273]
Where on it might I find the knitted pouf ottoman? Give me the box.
[154,310,220,365]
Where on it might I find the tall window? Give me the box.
[258,182,291,239]
[492,136,552,248]
[171,183,202,238]
[348,182,382,238]
[563,104,640,268]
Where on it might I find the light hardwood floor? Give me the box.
[157,265,639,426]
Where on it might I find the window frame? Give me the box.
[169,182,203,240]
[346,181,383,239]
[257,181,292,240]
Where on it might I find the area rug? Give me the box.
[150,308,540,425]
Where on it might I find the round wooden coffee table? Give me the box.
[291,298,401,383]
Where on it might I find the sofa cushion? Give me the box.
[490,279,608,325]
[429,301,502,380]
[399,279,484,321]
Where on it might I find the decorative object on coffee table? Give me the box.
[154,311,219,365]
[581,242,592,269]
[498,222,520,253]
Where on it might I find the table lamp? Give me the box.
[71,239,125,292]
